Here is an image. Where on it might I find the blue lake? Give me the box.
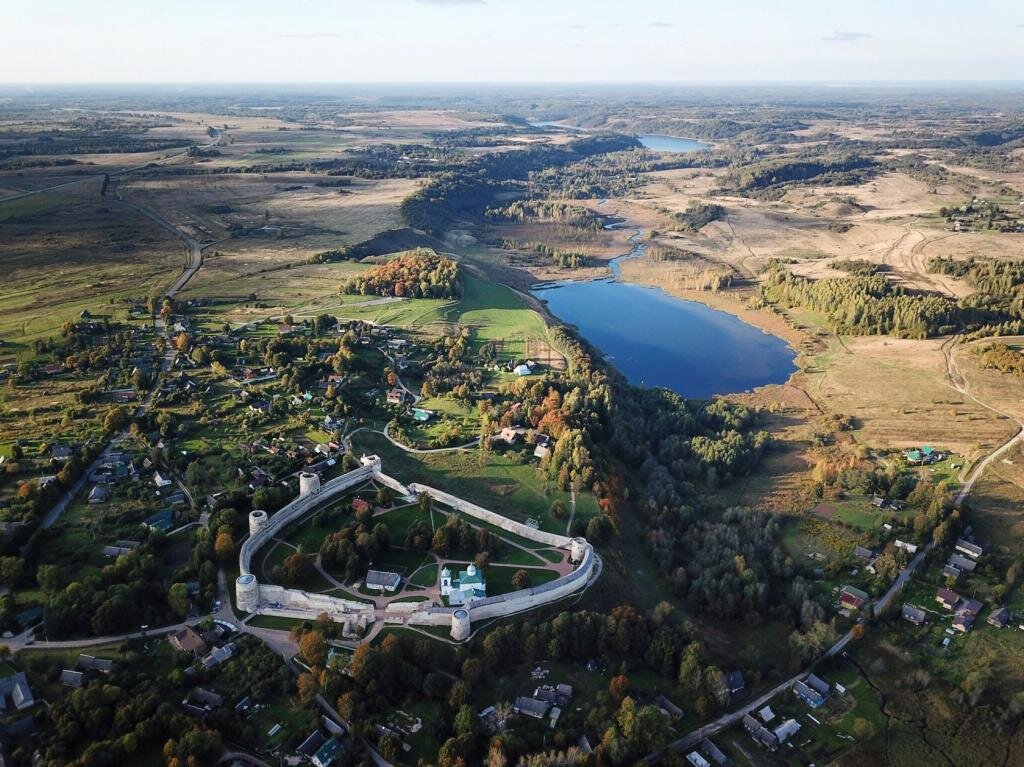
[638,134,710,153]
[532,242,797,399]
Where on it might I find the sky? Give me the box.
[3,0,1023,83]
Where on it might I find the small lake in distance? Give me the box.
[638,134,710,152]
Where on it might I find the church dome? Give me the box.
[466,563,477,577]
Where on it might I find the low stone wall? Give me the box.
[407,482,572,549]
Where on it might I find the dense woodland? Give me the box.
[342,250,462,299]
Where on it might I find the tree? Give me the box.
[282,551,314,587]
[299,631,327,668]
[0,557,23,589]
[609,674,630,703]
[167,583,190,618]
[297,671,320,703]
[511,569,530,591]
[214,531,235,562]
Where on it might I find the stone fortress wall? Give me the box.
[235,457,599,640]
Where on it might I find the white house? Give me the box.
[153,471,173,488]
[364,570,401,592]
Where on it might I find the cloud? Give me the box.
[560,23,589,30]
[822,30,871,42]
[279,32,351,39]
[649,22,674,28]
[413,0,484,4]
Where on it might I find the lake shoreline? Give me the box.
[530,233,798,399]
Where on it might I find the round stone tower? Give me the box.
[570,537,587,563]
[450,608,471,641]
[298,471,321,497]
[236,573,260,612]
[248,509,268,537]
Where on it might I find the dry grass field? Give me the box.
[803,335,1015,457]
[0,188,184,345]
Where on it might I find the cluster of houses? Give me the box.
[168,621,239,672]
[944,536,985,582]
[296,721,346,767]
[512,682,573,728]
[742,706,800,752]
[946,198,1024,234]
[935,587,985,633]
[59,654,115,690]
[495,427,553,460]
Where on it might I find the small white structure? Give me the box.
[236,573,260,612]
[299,472,321,496]
[153,471,172,488]
[451,608,471,641]
[570,538,587,563]
[513,364,532,376]
[248,509,268,537]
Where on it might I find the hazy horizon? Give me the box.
[3,0,1023,84]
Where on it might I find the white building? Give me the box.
[440,564,487,605]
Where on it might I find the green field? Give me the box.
[352,430,598,534]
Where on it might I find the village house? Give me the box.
[955,538,985,559]
[514,696,550,719]
[77,655,114,674]
[364,570,402,592]
[498,426,524,445]
[386,388,406,405]
[953,613,975,633]
[895,539,919,555]
[87,485,109,504]
[853,546,875,561]
[936,587,960,611]
[0,673,34,711]
[793,679,825,708]
[742,714,779,751]
[60,669,85,689]
[102,540,141,558]
[169,626,208,656]
[960,598,983,617]
[143,509,174,532]
[201,642,237,670]
[989,607,1011,628]
[773,718,801,745]
[726,671,745,696]
[839,585,868,610]
[51,444,73,461]
[902,604,927,626]
[153,471,173,488]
